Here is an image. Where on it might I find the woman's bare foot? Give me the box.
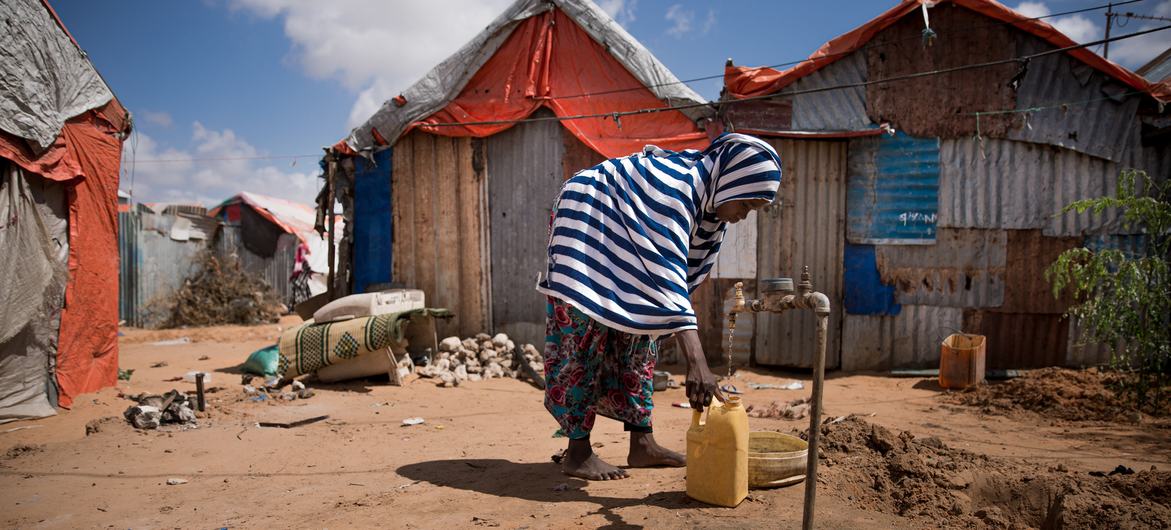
[562,438,629,480]
[627,432,686,468]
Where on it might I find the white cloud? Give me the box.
[139,110,173,128]
[665,4,694,38]
[1108,0,1171,70]
[597,0,637,24]
[122,123,319,207]
[1014,2,1101,43]
[702,9,716,35]
[228,0,513,128]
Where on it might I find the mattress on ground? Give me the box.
[278,308,449,379]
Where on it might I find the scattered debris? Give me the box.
[150,361,169,368]
[151,337,191,346]
[747,397,811,420]
[2,444,43,460]
[2,425,43,434]
[747,381,805,391]
[198,355,210,361]
[552,483,570,492]
[672,402,692,409]
[402,417,425,426]
[166,478,188,485]
[118,368,134,381]
[164,252,284,328]
[257,415,329,429]
[84,416,120,436]
[652,370,671,391]
[122,390,198,430]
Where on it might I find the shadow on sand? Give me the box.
[397,459,707,529]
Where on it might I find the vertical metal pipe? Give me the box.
[802,314,829,530]
[194,372,206,412]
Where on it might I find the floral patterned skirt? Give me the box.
[543,297,657,440]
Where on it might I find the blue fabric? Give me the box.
[537,133,782,335]
[843,243,901,316]
[353,148,393,293]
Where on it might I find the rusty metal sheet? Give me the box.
[875,228,1005,307]
[723,97,792,132]
[487,109,565,347]
[963,310,1068,369]
[840,305,963,371]
[865,3,1017,138]
[789,50,871,132]
[939,137,1136,237]
[755,139,847,368]
[1000,230,1079,314]
[1008,34,1142,163]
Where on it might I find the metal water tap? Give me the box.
[729,265,831,530]
[731,266,831,317]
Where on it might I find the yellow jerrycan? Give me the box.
[686,396,749,507]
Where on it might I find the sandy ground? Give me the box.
[2,320,1168,529]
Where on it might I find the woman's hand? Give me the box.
[677,329,725,411]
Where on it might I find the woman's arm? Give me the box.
[676,329,725,411]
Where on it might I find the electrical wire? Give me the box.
[131,153,322,163]
[417,23,1171,129]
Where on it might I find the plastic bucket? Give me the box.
[747,431,808,489]
[939,333,986,390]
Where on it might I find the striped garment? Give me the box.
[536,133,782,336]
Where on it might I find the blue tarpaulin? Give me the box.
[352,148,393,293]
[843,243,900,316]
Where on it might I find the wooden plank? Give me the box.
[434,135,461,336]
[413,133,439,317]
[457,137,488,334]
[392,133,416,288]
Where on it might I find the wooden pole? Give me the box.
[326,157,336,299]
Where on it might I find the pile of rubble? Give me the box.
[122,389,198,430]
[164,251,284,328]
[408,332,544,388]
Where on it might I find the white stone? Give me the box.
[454,365,468,382]
[439,336,461,352]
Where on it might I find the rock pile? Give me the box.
[410,332,544,388]
[123,389,198,430]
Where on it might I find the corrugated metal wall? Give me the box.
[391,130,489,338]
[487,110,565,347]
[790,50,870,132]
[847,132,940,244]
[842,305,964,371]
[755,139,846,368]
[214,227,296,306]
[119,211,210,327]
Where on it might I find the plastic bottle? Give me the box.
[686,396,749,507]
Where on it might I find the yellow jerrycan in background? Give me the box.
[686,396,749,507]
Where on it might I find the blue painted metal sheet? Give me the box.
[1085,234,1148,260]
[352,148,393,293]
[843,243,900,316]
[847,132,939,244]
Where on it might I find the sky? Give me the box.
[50,0,1171,207]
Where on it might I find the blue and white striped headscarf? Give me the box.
[537,133,782,336]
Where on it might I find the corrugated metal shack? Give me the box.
[718,0,1170,371]
[210,192,340,310]
[321,0,712,347]
[118,205,216,327]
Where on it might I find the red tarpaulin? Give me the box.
[0,100,126,408]
[724,0,1169,103]
[411,9,707,157]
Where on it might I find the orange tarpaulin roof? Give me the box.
[410,9,707,157]
[724,0,1169,103]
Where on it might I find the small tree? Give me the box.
[1046,169,1170,410]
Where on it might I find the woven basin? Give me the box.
[748,431,808,489]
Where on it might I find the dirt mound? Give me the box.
[2,443,43,462]
[164,252,285,328]
[813,416,1171,528]
[948,367,1167,422]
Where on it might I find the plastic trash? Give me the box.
[402,417,425,426]
[242,344,281,376]
[183,371,211,384]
